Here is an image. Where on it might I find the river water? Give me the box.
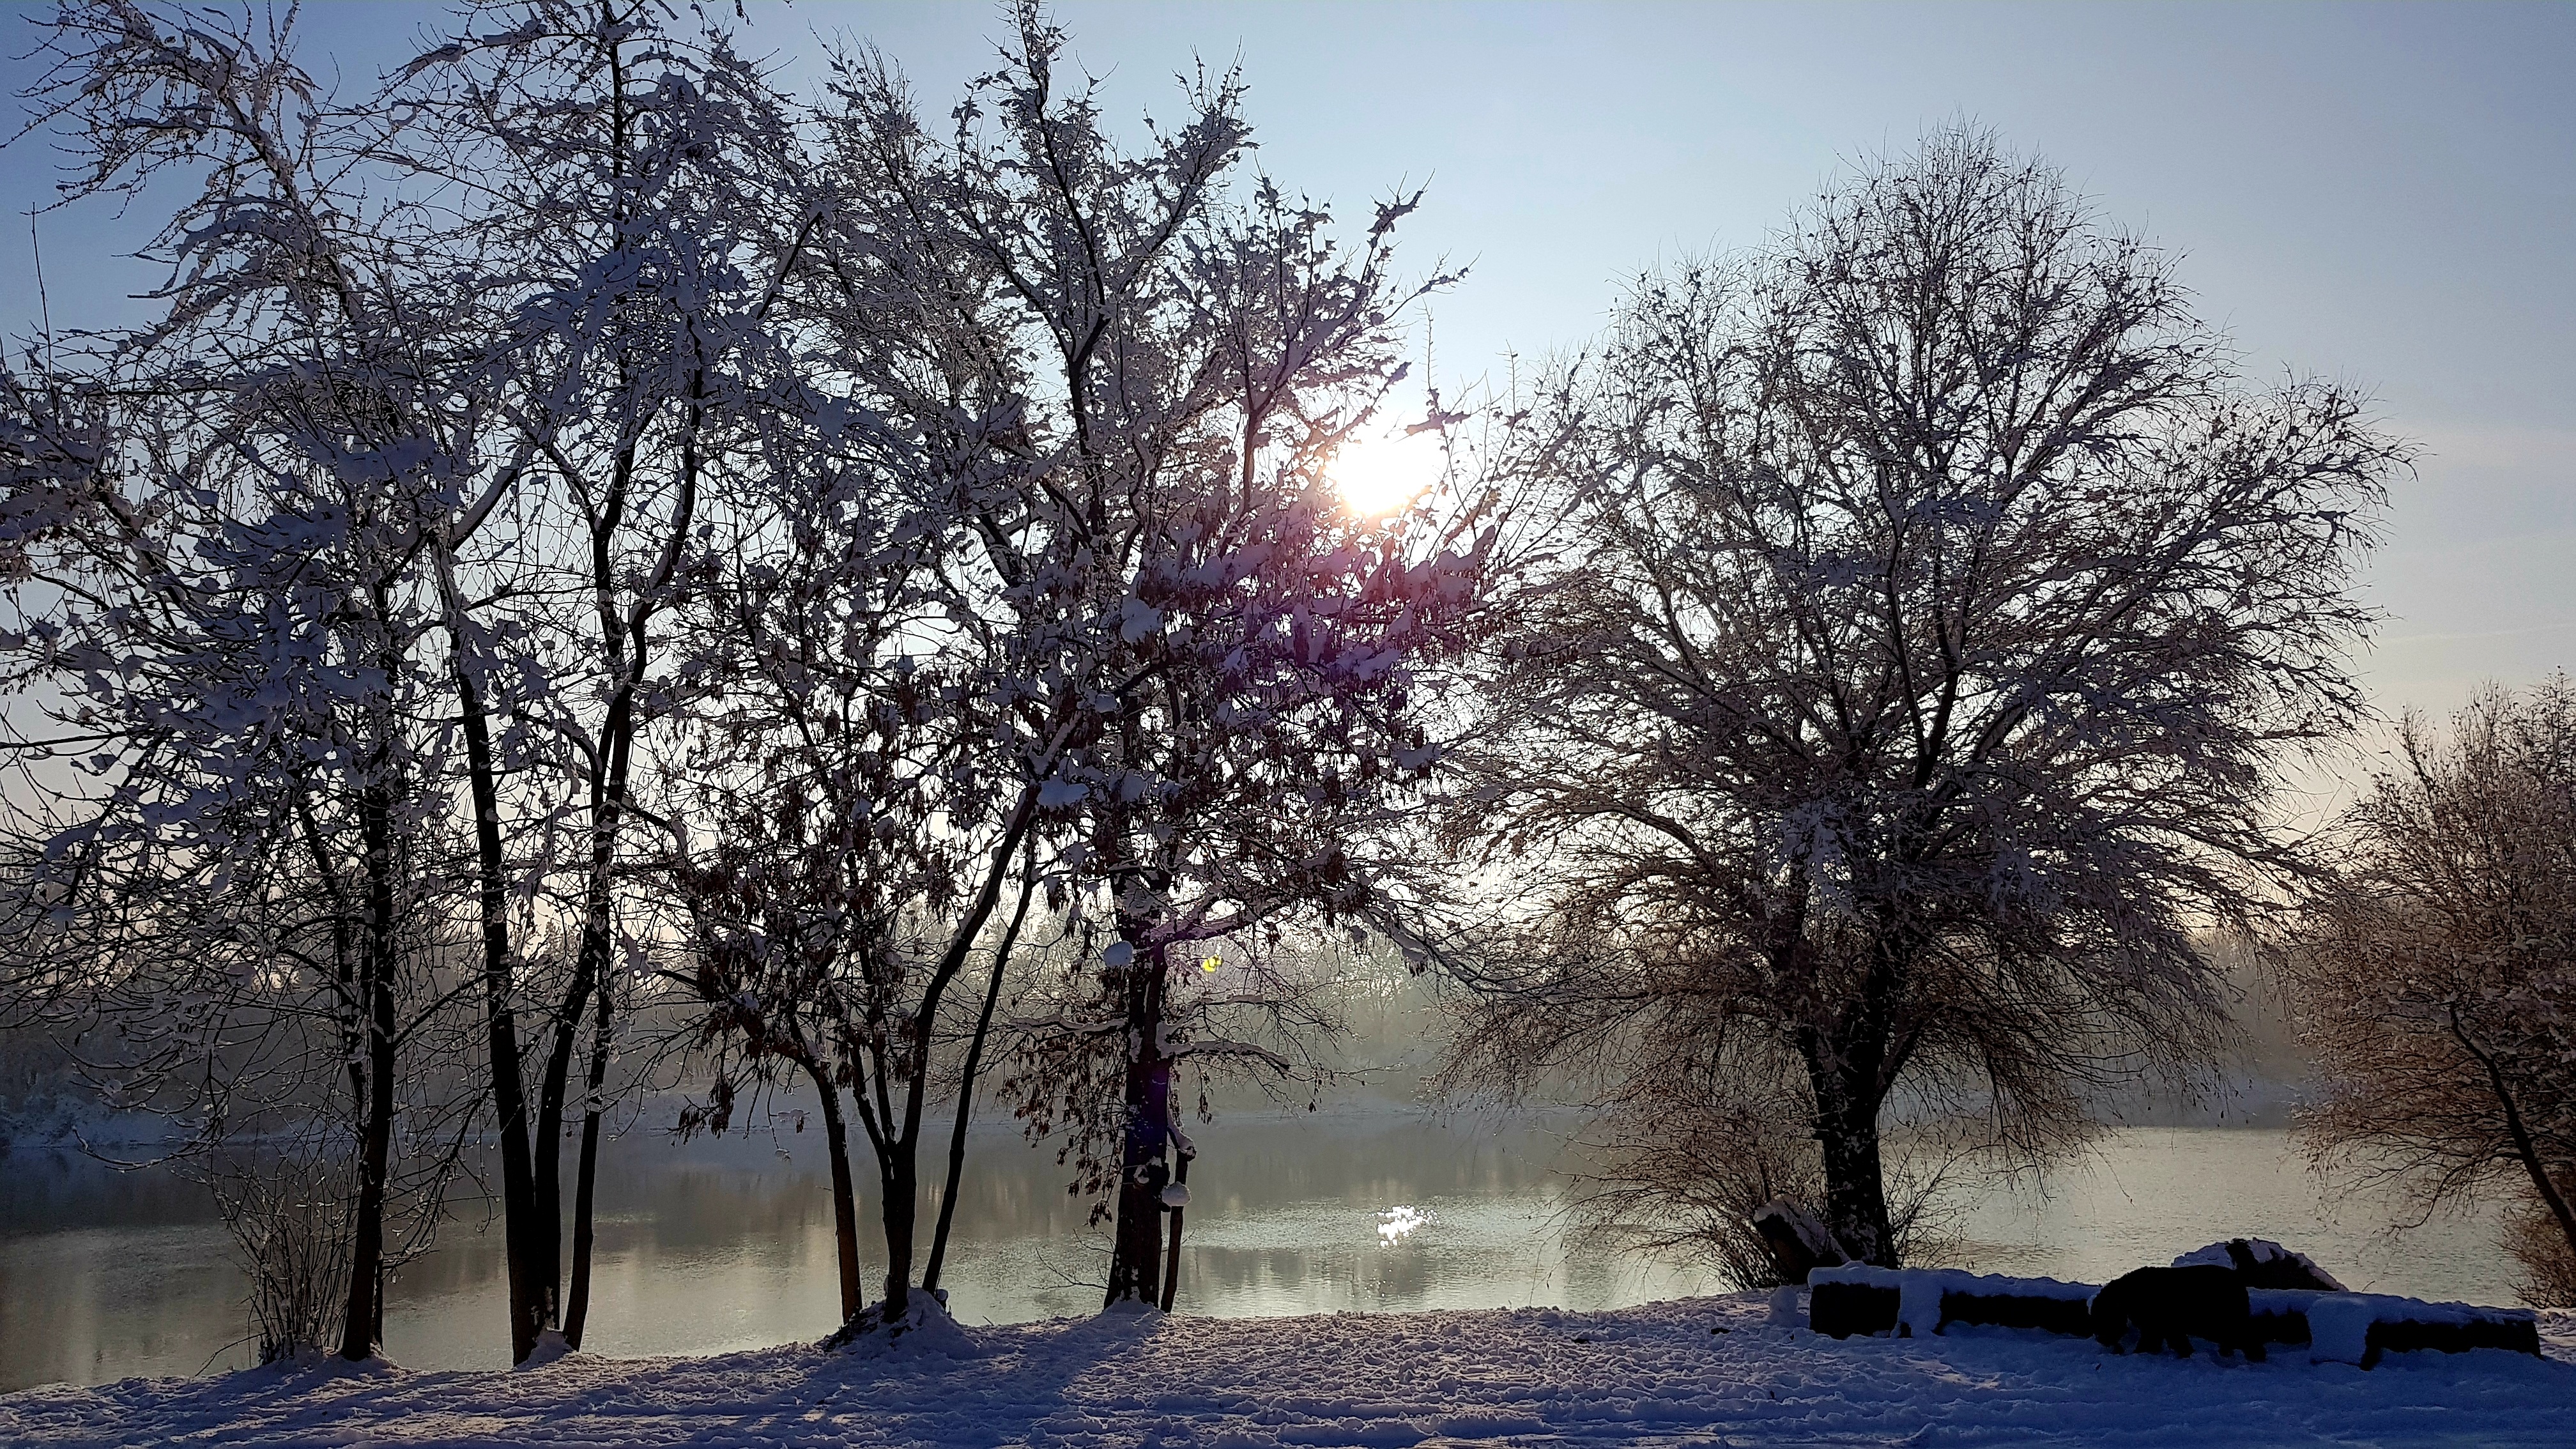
[0,1112,2517,1392]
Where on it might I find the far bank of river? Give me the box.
[0,1115,2513,1392]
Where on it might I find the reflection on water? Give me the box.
[0,1115,2515,1392]
[1377,1206,1430,1244]
[1946,1126,2516,1305]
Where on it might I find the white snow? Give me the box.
[2304,1293,2382,1367]
[6,1293,2571,1447]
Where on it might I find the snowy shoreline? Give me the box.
[7,1292,2573,1448]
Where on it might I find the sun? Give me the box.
[1328,427,1446,517]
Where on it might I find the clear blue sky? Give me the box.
[4,1,2570,728]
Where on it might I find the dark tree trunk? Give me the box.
[1795,928,1906,1268]
[340,782,399,1360]
[806,1059,865,1323]
[2451,1005,2576,1265]
[563,970,616,1349]
[1813,1085,1896,1268]
[452,625,545,1363]
[534,622,641,1344]
[530,958,588,1340]
[858,793,1040,1320]
[924,854,1038,1292]
[880,1153,917,1313]
[1104,930,1174,1307]
[1799,1011,1897,1267]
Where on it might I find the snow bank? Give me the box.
[6,1294,2570,1448]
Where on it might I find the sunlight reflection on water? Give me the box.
[1376,1206,1430,1244]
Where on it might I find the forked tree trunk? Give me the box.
[530,958,588,1339]
[534,613,643,1346]
[924,856,1039,1292]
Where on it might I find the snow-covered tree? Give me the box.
[797,7,1489,1311]
[2285,680,2576,1306]
[0,0,547,1357]
[1438,130,2406,1266]
[649,334,1052,1328]
[368,0,821,1354]
[4,0,834,1361]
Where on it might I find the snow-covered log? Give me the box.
[1811,1264,2542,1369]
[2269,1291,2542,1367]
[1807,1265,2094,1340]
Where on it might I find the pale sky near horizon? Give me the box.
[3,1,2570,748]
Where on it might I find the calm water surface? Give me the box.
[0,1114,2513,1392]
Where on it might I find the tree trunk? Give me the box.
[806,1059,865,1323]
[1815,1092,1896,1268]
[880,1152,918,1313]
[563,970,616,1348]
[2452,1006,2576,1266]
[924,854,1038,1292]
[530,961,587,1339]
[1104,932,1174,1307]
[1801,1031,1897,1269]
[450,618,545,1364]
[876,793,1038,1315]
[340,783,399,1360]
[533,652,638,1342]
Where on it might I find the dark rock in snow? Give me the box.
[1751,1197,1847,1285]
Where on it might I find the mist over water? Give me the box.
[0,1111,2518,1393]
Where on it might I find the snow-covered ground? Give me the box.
[6,1293,2573,1447]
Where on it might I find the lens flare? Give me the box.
[1330,429,1445,516]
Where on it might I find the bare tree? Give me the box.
[0,349,484,1363]
[2283,680,2576,1305]
[1437,129,2405,1265]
